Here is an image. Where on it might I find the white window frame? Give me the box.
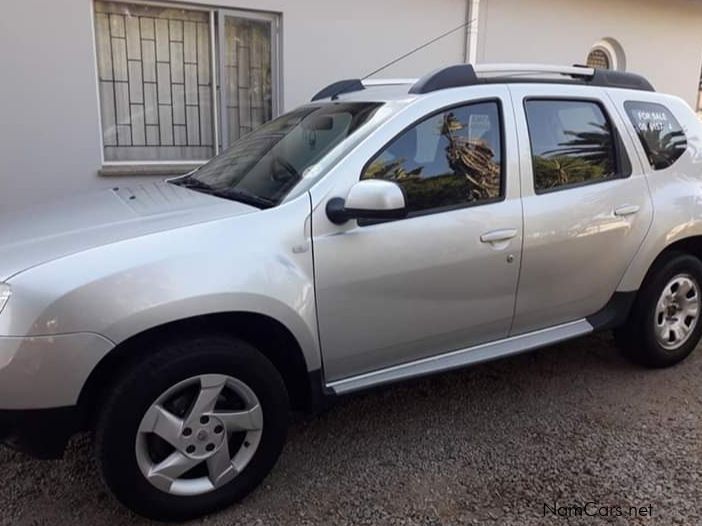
[91,0,282,169]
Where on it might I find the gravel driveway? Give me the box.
[2,332,701,525]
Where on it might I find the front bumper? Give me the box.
[0,333,114,409]
[0,406,81,459]
[0,333,114,458]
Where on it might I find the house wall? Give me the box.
[0,0,467,212]
[3,0,702,213]
[477,0,702,108]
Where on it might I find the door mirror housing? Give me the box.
[326,179,407,224]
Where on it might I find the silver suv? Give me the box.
[1,64,700,520]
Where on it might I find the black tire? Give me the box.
[615,251,702,368]
[95,335,289,521]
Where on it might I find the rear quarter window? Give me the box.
[624,101,687,170]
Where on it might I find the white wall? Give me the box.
[4,0,701,213]
[0,0,467,212]
[1,1,105,213]
[193,0,468,110]
[478,0,702,108]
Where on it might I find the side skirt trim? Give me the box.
[327,319,593,395]
[585,291,636,331]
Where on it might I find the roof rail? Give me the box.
[311,79,364,101]
[408,64,478,95]
[361,78,417,86]
[589,68,654,92]
[311,78,418,102]
[409,63,654,94]
[311,64,655,102]
[474,63,595,78]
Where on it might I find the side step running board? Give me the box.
[327,319,593,394]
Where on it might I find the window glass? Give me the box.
[624,101,687,170]
[361,102,502,214]
[94,2,215,162]
[94,2,278,162]
[525,100,617,192]
[174,102,382,207]
[222,15,274,146]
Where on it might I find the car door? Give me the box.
[509,84,653,334]
[310,88,523,382]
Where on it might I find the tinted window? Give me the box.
[624,101,687,170]
[174,102,382,207]
[361,102,502,214]
[525,100,617,192]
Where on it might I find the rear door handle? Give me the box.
[614,205,640,217]
[480,228,518,243]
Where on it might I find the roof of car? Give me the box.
[311,64,655,103]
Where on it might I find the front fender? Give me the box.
[0,195,320,371]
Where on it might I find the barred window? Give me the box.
[586,48,610,70]
[94,1,279,164]
[222,17,273,144]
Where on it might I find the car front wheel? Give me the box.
[95,335,289,521]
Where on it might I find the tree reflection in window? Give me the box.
[624,101,687,170]
[362,102,502,214]
[526,100,617,192]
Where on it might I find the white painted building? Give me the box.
[2,0,702,211]
[473,0,702,111]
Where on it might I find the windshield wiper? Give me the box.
[170,177,275,209]
[211,188,276,209]
[170,177,214,192]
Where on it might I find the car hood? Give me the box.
[0,182,257,281]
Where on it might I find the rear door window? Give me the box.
[525,99,619,193]
[624,101,687,170]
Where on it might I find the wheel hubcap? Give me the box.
[654,274,700,351]
[135,374,263,496]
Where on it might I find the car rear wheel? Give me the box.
[615,252,702,367]
[95,335,289,521]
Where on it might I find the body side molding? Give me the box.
[327,319,593,395]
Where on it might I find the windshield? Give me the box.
[171,102,383,208]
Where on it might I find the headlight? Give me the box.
[0,283,10,314]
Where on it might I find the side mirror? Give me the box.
[326,179,407,225]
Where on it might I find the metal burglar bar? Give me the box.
[221,15,273,145]
[586,49,610,70]
[95,1,215,162]
[94,1,279,164]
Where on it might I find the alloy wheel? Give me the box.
[654,274,700,351]
[135,374,263,496]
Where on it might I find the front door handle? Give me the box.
[480,228,518,243]
[614,205,640,217]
